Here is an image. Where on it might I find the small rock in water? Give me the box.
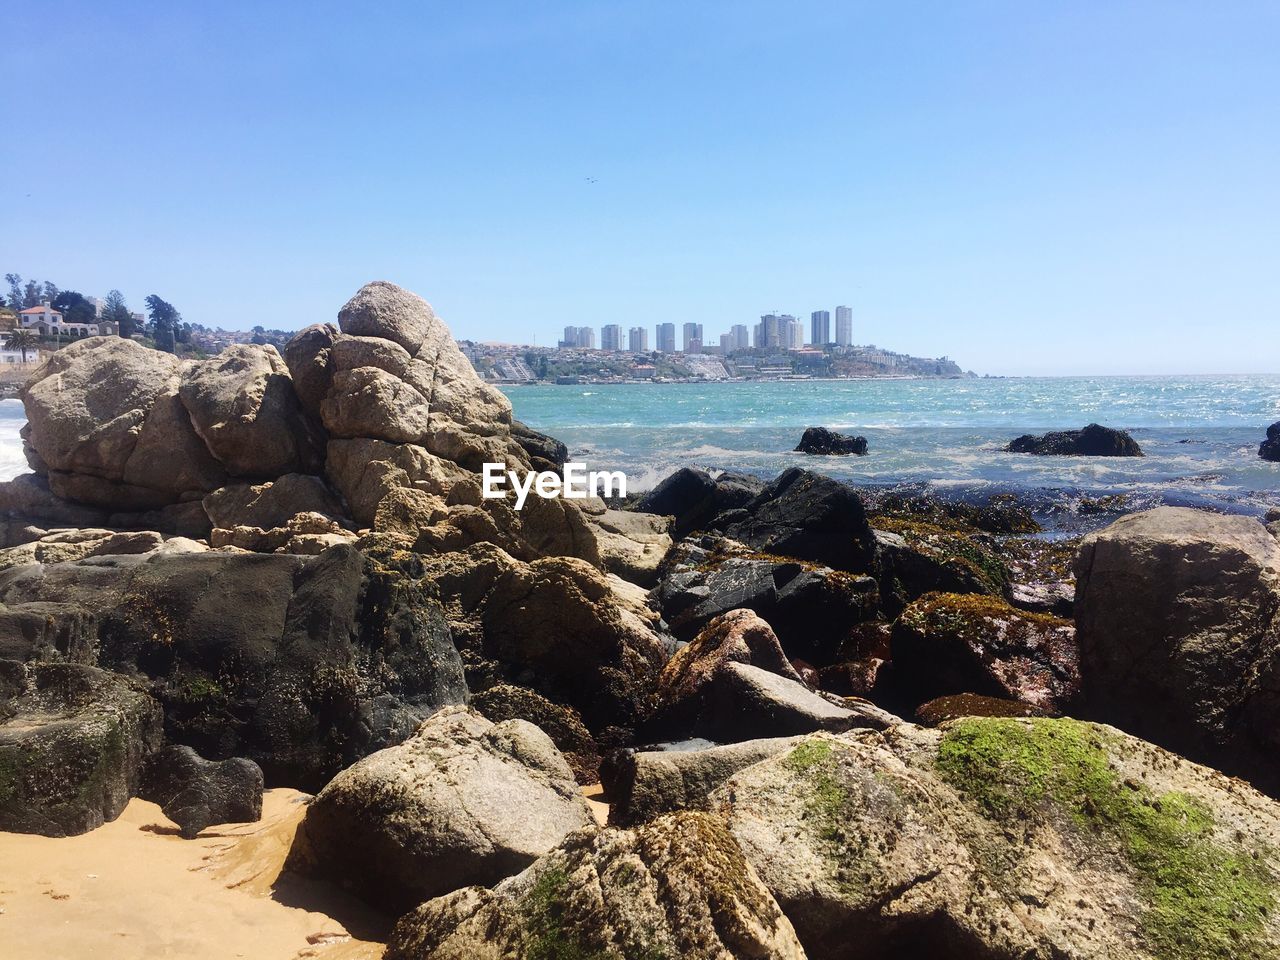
[1006,423,1143,457]
[794,426,869,456]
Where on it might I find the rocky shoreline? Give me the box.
[3,281,1280,959]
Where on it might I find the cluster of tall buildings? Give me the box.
[559,305,854,354]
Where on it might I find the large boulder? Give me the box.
[0,662,162,836]
[138,744,263,839]
[296,706,595,912]
[385,812,807,960]
[1261,421,1280,462]
[891,592,1079,713]
[716,468,878,574]
[178,344,324,478]
[1075,506,1280,794]
[336,281,513,432]
[795,426,868,455]
[715,719,1280,959]
[419,544,668,741]
[1006,423,1143,456]
[0,543,467,789]
[20,338,226,508]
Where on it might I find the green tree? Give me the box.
[22,280,41,308]
[52,290,97,326]
[145,294,180,353]
[4,329,40,362]
[102,289,133,337]
[5,273,22,310]
[42,281,59,303]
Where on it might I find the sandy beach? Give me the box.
[0,789,387,960]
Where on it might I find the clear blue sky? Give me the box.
[3,1,1277,375]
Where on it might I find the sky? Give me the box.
[2,1,1277,376]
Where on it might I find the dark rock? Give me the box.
[510,420,569,473]
[717,468,878,573]
[470,683,600,784]
[1261,421,1280,462]
[817,657,889,698]
[139,744,263,838]
[417,543,668,742]
[874,523,1009,615]
[632,468,766,539]
[601,736,802,826]
[867,491,1040,535]
[0,662,162,836]
[891,592,1079,713]
[0,544,468,790]
[633,467,719,538]
[914,692,1045,727]
[656,537,879,661]
[795,426,868,456]
[1006,423,1143,457]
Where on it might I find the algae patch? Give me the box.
[937,717,1276,960]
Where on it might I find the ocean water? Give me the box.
[501,376,1280,524]
[3,379,1277,528]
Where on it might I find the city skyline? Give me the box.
[556,305,858,355]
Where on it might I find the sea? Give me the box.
[3,376,1277,533]
[499,376,1280,531]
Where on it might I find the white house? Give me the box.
[0,347,43,365]
[19,302,117,339]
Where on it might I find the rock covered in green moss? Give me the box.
[0,661,162,836]
[712,719,1280,960]
[385,811,807,960]
[890,591,1079,712]
[873,517,1011,613]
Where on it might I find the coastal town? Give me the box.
[464,308,969,383]
[2,279,969,387]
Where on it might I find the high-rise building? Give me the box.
[656,322,676,353]
[682,322,704,353]
[730,324,750,351]
[835,305,853,346]
[561,325,578,348]
[601,324,622,351]
[811,310,831,346]
[720,333,733,354]
[785,317,804,350]
[757,314,783,350]
[629,326,649,352]
[577,326,595,349]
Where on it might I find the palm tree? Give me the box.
[4,329,40,363]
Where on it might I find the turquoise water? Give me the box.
[501,376,1280,519]
[3,377,1278,522]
